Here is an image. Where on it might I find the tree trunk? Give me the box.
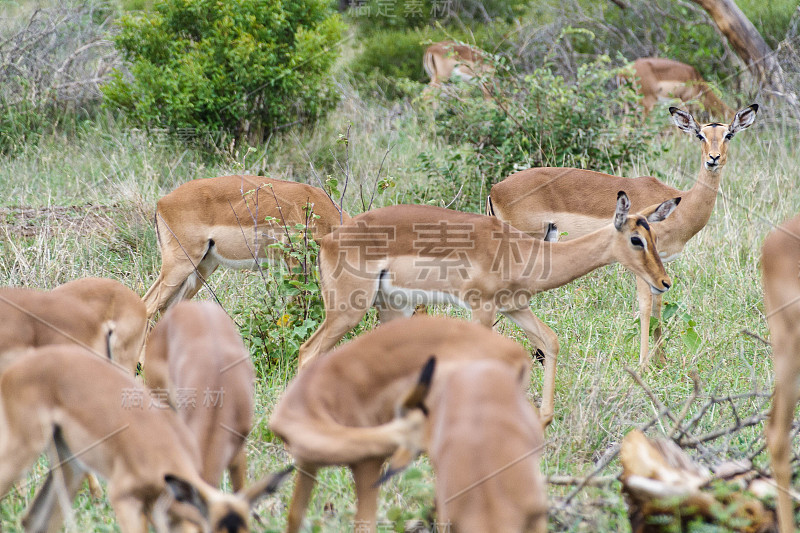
[691,0,796,105]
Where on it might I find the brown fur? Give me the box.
[423,41,493,98]
[145,301,254,492]
[632,58,734,120]
[0,346,282,532]
[272,317,547,533]
[0,277,146,375]
[488,105,758,367]
[52,277,147,372]
[298,197,677,421]
[762,214,800,533]
[143,175,350,319]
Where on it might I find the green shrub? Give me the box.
[349,26,507,99]
[103,0,344,140]
[351,28,437,82]
[239,220,325,377]
[348,0,523,35]
[418,56,664,210]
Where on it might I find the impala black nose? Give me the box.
[662,281,671,290]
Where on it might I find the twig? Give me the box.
[626,367,682,430]
[680,413,769,448]
[741,329,771,346]
[547,475,617,487]
[367,144,393,211]
[668,371,702,440]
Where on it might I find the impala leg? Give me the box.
[178,258,219,303]
[228,446,247,493]
[143,242,216,319]
[635,276,653,369]
[501,308,560,421]
[351,458,384,533]
[109,494,149,533]
[298,309,368,369]
[287,463,318,533]
[766,335,800,533]
[651,290,665,365]
[24,462,87,533]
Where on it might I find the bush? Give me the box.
[348,0,523,35]
[103,0,344,140]
[239,221,325,376]
[418,56,664,210]
[349,26,507,99]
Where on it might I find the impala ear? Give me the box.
[240,466,294,505]
[728,104,758,136]
[643,197,681,223]
[375,357,437,487]
[614,191,631,231]
[399,356,436,415]
[164,474,209,519]
[669,107,701,136]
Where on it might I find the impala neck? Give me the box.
[524,226,616,292]
[682,164,722,230]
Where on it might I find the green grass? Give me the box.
[0,90,796,531]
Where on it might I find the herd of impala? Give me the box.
[0,41,797,533]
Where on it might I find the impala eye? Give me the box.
[725,132,733,140]
[630,236,645,248]
[696,133,705,141]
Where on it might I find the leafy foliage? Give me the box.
[103,0,344,139]
[419,55,664,210]
[348,0,522,35]
[239,219,325,377]
[348,26,506,97]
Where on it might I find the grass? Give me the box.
[0,86,797,531]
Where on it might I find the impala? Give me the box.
[143,175,350,319]
[28,300,253,530]
[272,317,547,533]
[145,300,254,492]
[0,277,147,375]
[3,345,288,533]
[298,192,678,420]
[487,104,758,367]
[423,41,494,98]
[762,213,800,533]
[628,57,734,120]
[52,277,148,371]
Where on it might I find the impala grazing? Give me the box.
[762,213,800,533]
[629,58,734,120]
[143,175,349,319]
[2,345,288,533]
[272,317,547,533]
[52,277,148,371]
[423,41,494,98]
[298,193,678,420]
[0,277,147,375]
[144,301,254,492]
[488,104,758,368]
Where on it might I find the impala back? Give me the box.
[429,360,547,533]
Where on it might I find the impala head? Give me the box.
[613,191,678,295]
[165,467,292,532]
[670,104,758,171]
